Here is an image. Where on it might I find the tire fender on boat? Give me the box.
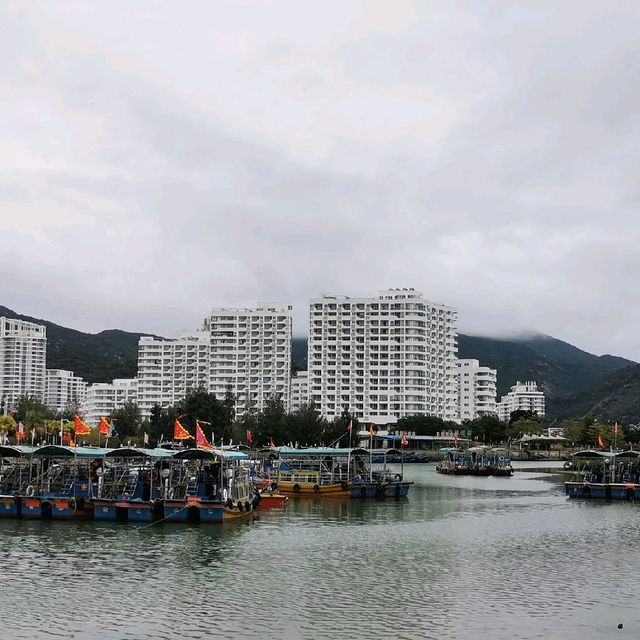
[293,483,301,493]
[244,500,250,512]
[69,497,77,511]
[167,488,175,500]
[237,501,244,512]
[341,481,350,491]
[222,488,228,501]
[26,485,35,497]
[313,484,320,493]
[563,461,572,470]
[394,474,403,482]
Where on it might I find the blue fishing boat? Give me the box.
[93,447,172,522]
[0,445,36,517]
[436,448,468,475]
[565,450,640,500]
[489,447,514,477]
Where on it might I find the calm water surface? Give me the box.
[1,463,639,639]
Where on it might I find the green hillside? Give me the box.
[551,365,640,423]
[0,306,156,384]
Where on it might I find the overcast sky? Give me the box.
[0,1,638,358]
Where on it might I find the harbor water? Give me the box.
[1,463,639,639]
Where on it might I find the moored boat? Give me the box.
[436,448,468,475]
[489,447,514,477]
[565,450,640,500]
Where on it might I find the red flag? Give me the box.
[598,432,605,448]
[369,423,377,437]
[247,430,253,444]
[269,437,275,448]
[173,418,193,440]
[74,415,92,436]
[98,416,110,436]
[62,432,71,443]
[16,422,26,441]
[401,432,408,446]
[195,420,212,448]
[346,420,352,431]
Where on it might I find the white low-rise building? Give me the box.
[45,369,87,413]
[0,317,47,405]
[290,371,309,412]
[456,359,497,422]
[497,380,546,422]
[81,378,138,426]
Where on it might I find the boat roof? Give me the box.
[274,447,369,458]
[569,449,640,459]
[172,448,249,460]
[0,445,37,457]
[439,447,461,453]
[105,447,174,459]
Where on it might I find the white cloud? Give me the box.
[0,0,638,359]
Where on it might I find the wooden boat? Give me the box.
[489,447,514,477]
[268,447,411,499]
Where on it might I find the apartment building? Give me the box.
[44,369,87,413]
[496,380,546,422]
[207,304,292,414]
[307,289,458,421]
[136,331,210,419]
[0,317,47,405]
[456,359,497,422]
[290,370,309,413]
[81,378,138,426]
[136,303,293,418]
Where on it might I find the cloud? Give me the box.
[0,0,638,360]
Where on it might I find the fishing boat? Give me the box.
[565,450,640,500]
[468,447,491,476]
[93,447,172,522]
[0,445,35,517]
[436,448,469,475]
[269,447,411,499]
[489,447,514,477]
[162,448,258,523]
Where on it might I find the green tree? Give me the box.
[14,395,54,428]
[396,415,454,436]
[322,410,359,447]
[0,415,17,435]
[466,415,508,443]
[176,387,229,440]
[286,403,328,447]
[111,401,142,438]
[508,417,543,439]
[560,419,585,444]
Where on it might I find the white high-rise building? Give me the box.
[496,380,546,422]
[207,304,292,414]
[81,378,138,426]
[136,303,293,418]
[45,369,87,413]
[136,332,210,419]
[456,359,497,422]
[307,289,458,421]
[0,317,47,405]
[290,371,309,413]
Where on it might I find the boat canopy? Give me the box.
[105,447,174,459]
[174,448,218,460]
[571,450,614,459]
[274,447,369,458]
[613,450,640,459]
[30,445,112,458]
[0,445,37,457]
[214,448,249,460]
[439,447,461,453]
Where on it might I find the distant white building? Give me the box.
[45,369,87,413]
[456,359,497,422]
[0,317,47,406]
[497,380,546,422]
[307,289,458,421]
[290,371,309,413]
[81,378,138,426]
[136,331,210,419]
[207,304,292,414]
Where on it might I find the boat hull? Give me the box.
[257,493,288,509]
[0,495,20,518]
[21,497,45,519]
[277,481,353,498]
